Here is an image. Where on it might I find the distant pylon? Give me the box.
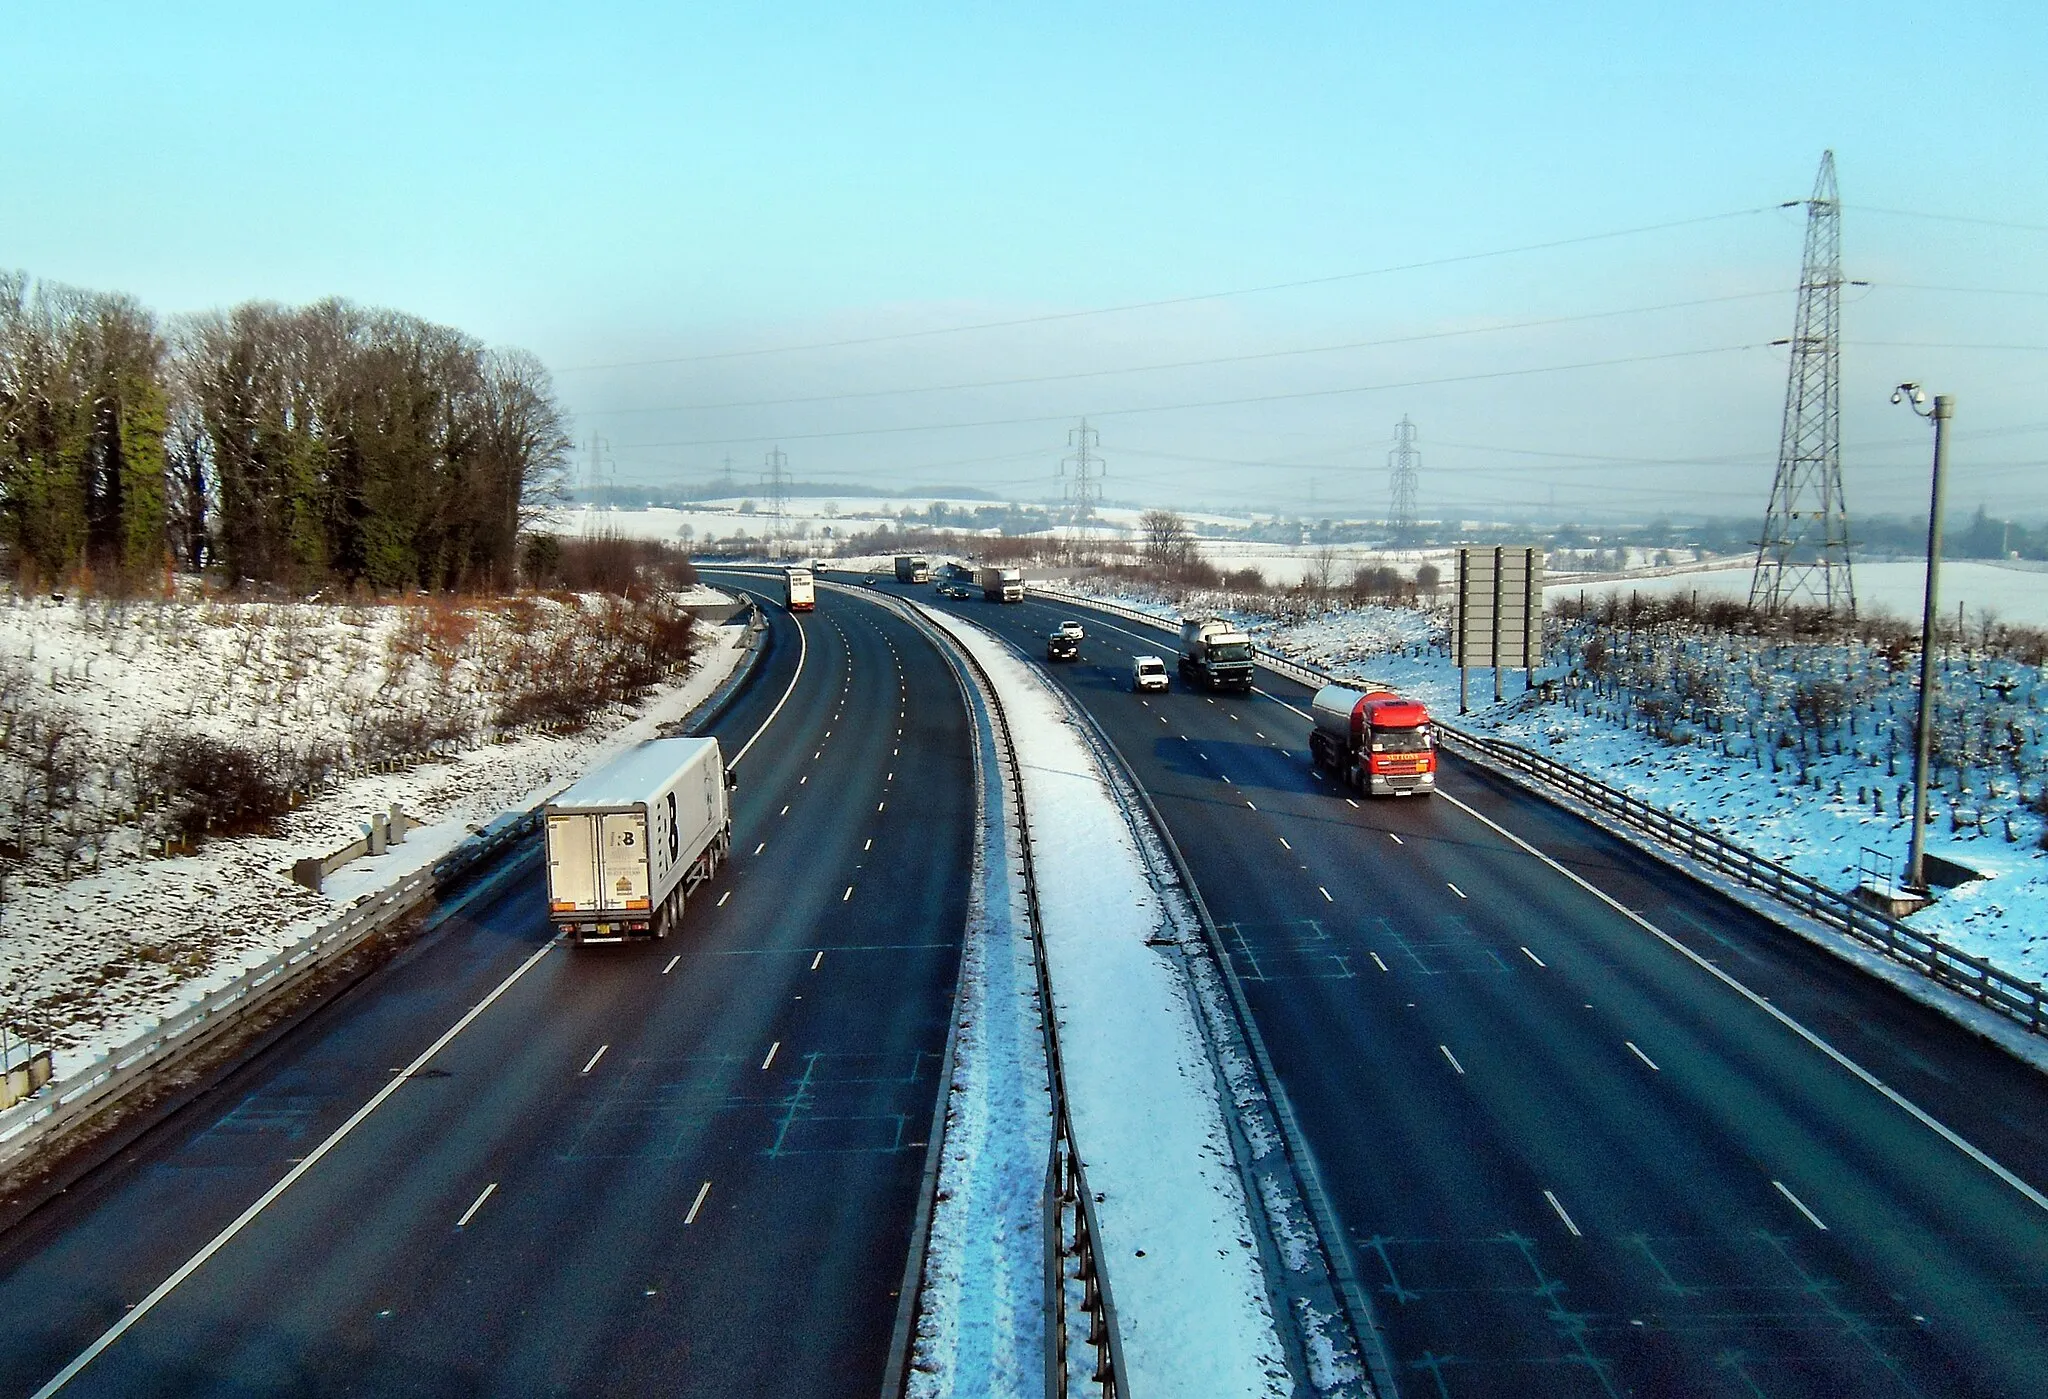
[1752,150,1856,615]
[1387,416,1420,542]
[762,446,789,557]
[583,434,614,523]
[1060,419,1104,541]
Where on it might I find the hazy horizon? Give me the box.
[9,2,2043,520]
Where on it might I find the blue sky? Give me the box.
[6,2,2045,520]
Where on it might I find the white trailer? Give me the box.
[977,566,1024,602]
[544,737,734,943]
[784,567,815,611]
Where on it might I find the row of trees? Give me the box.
[0,271,571,593]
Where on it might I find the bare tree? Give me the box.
[1140,509,1199,578]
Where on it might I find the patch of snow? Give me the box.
[0,602,750,1075]
[904,625,1051,1398]
[921,605,1290,1399]
[1553,558,2048,629]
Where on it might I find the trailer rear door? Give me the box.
[546,814,600,913]
[599,811,652,910]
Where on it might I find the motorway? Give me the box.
[919,578,2048,1399]
[0,579,974,1398]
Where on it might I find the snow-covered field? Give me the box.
[1048,581,2048,995]
[1555,558,2048,630]
[921,605,1291,1398]
[0,590,747,1073]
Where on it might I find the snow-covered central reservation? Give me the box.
[0,587,747,1076]
[913,602,1292,1399]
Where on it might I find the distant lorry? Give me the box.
[545,737,735,942]
[894,555,932,584]
[784,566,815,611]
[1308,685,1437,796]
[978,566,1024,602]
[1177,616,1255,691]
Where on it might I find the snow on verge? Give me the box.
[904,614,1052,1398]
[9,615,752,1078]
[921,605,1291,1399]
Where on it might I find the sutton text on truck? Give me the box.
[1308,684,1437,796]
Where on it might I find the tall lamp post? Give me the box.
[1891,383,1953,893]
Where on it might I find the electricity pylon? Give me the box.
[1751,150,1856,615]
[1388,416,1420,543]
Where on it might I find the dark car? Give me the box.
[1046,631,1080,662]
[937,582,973,599]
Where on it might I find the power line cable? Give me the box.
[558,207,1776,373]
[1846,205,2048,235]
[616,341,1770,451]
[576,289,1792,416]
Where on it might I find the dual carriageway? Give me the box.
[0,572,2043,1396]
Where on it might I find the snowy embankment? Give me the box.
[919,605,1290,1399]
[0,590,748,1075]
[1043,581,2048,994]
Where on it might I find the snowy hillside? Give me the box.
[0,588,744,1072]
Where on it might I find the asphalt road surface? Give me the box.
[920,578,2048,1399]
[0,579,973,1398]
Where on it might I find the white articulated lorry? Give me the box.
[544,737,734,943]
[977,566,1024,602]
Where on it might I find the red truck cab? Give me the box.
[1308,684,1437,796]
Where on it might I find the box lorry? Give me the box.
[1177,616,1255,691]
[783,566,815,611]
[978,566,1024,602]
[894,555,931,584]
[544,737,735,942]
[1308,684,1436,796]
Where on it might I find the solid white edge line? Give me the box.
[30,934,562,1398]
[685,1180,712,1225]
[1435,789,2048,1217]
[1625,1040,1661,1072]
[1773,1178,1829,1230]
[1544,1188,1583,1237]
[580,1044,609,1075]
[455,1181,498,1229]
[731,609,809,767]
